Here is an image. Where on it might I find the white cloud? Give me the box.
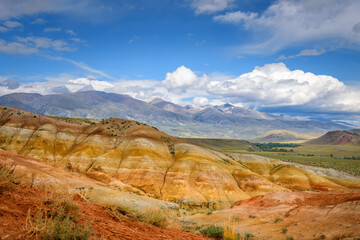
[0,39,38,54]
[190,0,234,14]
[207,62,360,112]
[44,27,62,32]
[296,49,324,57]
[214,0,360,54]
[0,26,7,32]
[163,65,208,90]
[191,97,209,106]
[63,58,113,80]
[65,29,76,36]
[31,18,45,24]
[68,78,114,91]
[0,63,359,115]
[213,11,257,23]
[4,20,22,28]
[278,48,326,60]
[16,36,76,52]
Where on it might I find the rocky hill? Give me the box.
[0,91,351,139]
[253,130,321,142]
[307,130,360,145]
[1,106,359,210]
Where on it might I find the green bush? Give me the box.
[282,227,288,234]
[285,237,294,240]
[200,225,224,239]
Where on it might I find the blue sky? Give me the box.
[0,0,360,125]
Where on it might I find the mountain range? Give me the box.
[0,91,353,139]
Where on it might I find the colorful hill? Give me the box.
[1,106,359,211]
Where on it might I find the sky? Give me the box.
[0,0,360,125]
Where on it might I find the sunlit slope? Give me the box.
[230,154,360,191]
[253,129,321,142]
[1,106,359,209]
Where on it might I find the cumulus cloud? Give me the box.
[0,26,8,32]
[68,77,114,92]
[163,65,208,90]
[0,63,359,116]
[191,96,209,106]
[207,62,360,113]
[190,0,234,14]
[214,0,360,54]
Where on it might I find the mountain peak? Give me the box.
[148,97,167,105]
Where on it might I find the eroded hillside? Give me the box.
[1,106,359,210]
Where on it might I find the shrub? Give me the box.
[200,225,224,239]
[236,232,254,240]
[285,237,294,240]
[26,202,93,240]
[274,217,282,223]
[285,212,290,217]
[111,206,167,228]
[139,209,167,228]
[0,162,15,194]
[320,234,326,239]
[248,215,256,219]
[282,227,288,234]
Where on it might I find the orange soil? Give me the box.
[0,186,211,240]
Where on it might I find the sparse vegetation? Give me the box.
[110,205,167,228]
[199,225,223,239]
[282,227,288,234]
[0,161,15,194]
[285,212,290,217]
[320,234,326,239]
[274,217,283,223]
[285,236,294,240]
[247,144,360,176]
[248,215,256,219]
[25,196,94,239]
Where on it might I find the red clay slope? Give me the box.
[0,185,213,240]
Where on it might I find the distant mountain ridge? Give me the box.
[0,91,352,139]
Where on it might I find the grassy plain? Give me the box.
[184,138,360,176]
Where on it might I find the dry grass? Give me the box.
[0,160,15,194]
[108,203,168,228]
[223,218,236,240]
[24,189,95,239]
